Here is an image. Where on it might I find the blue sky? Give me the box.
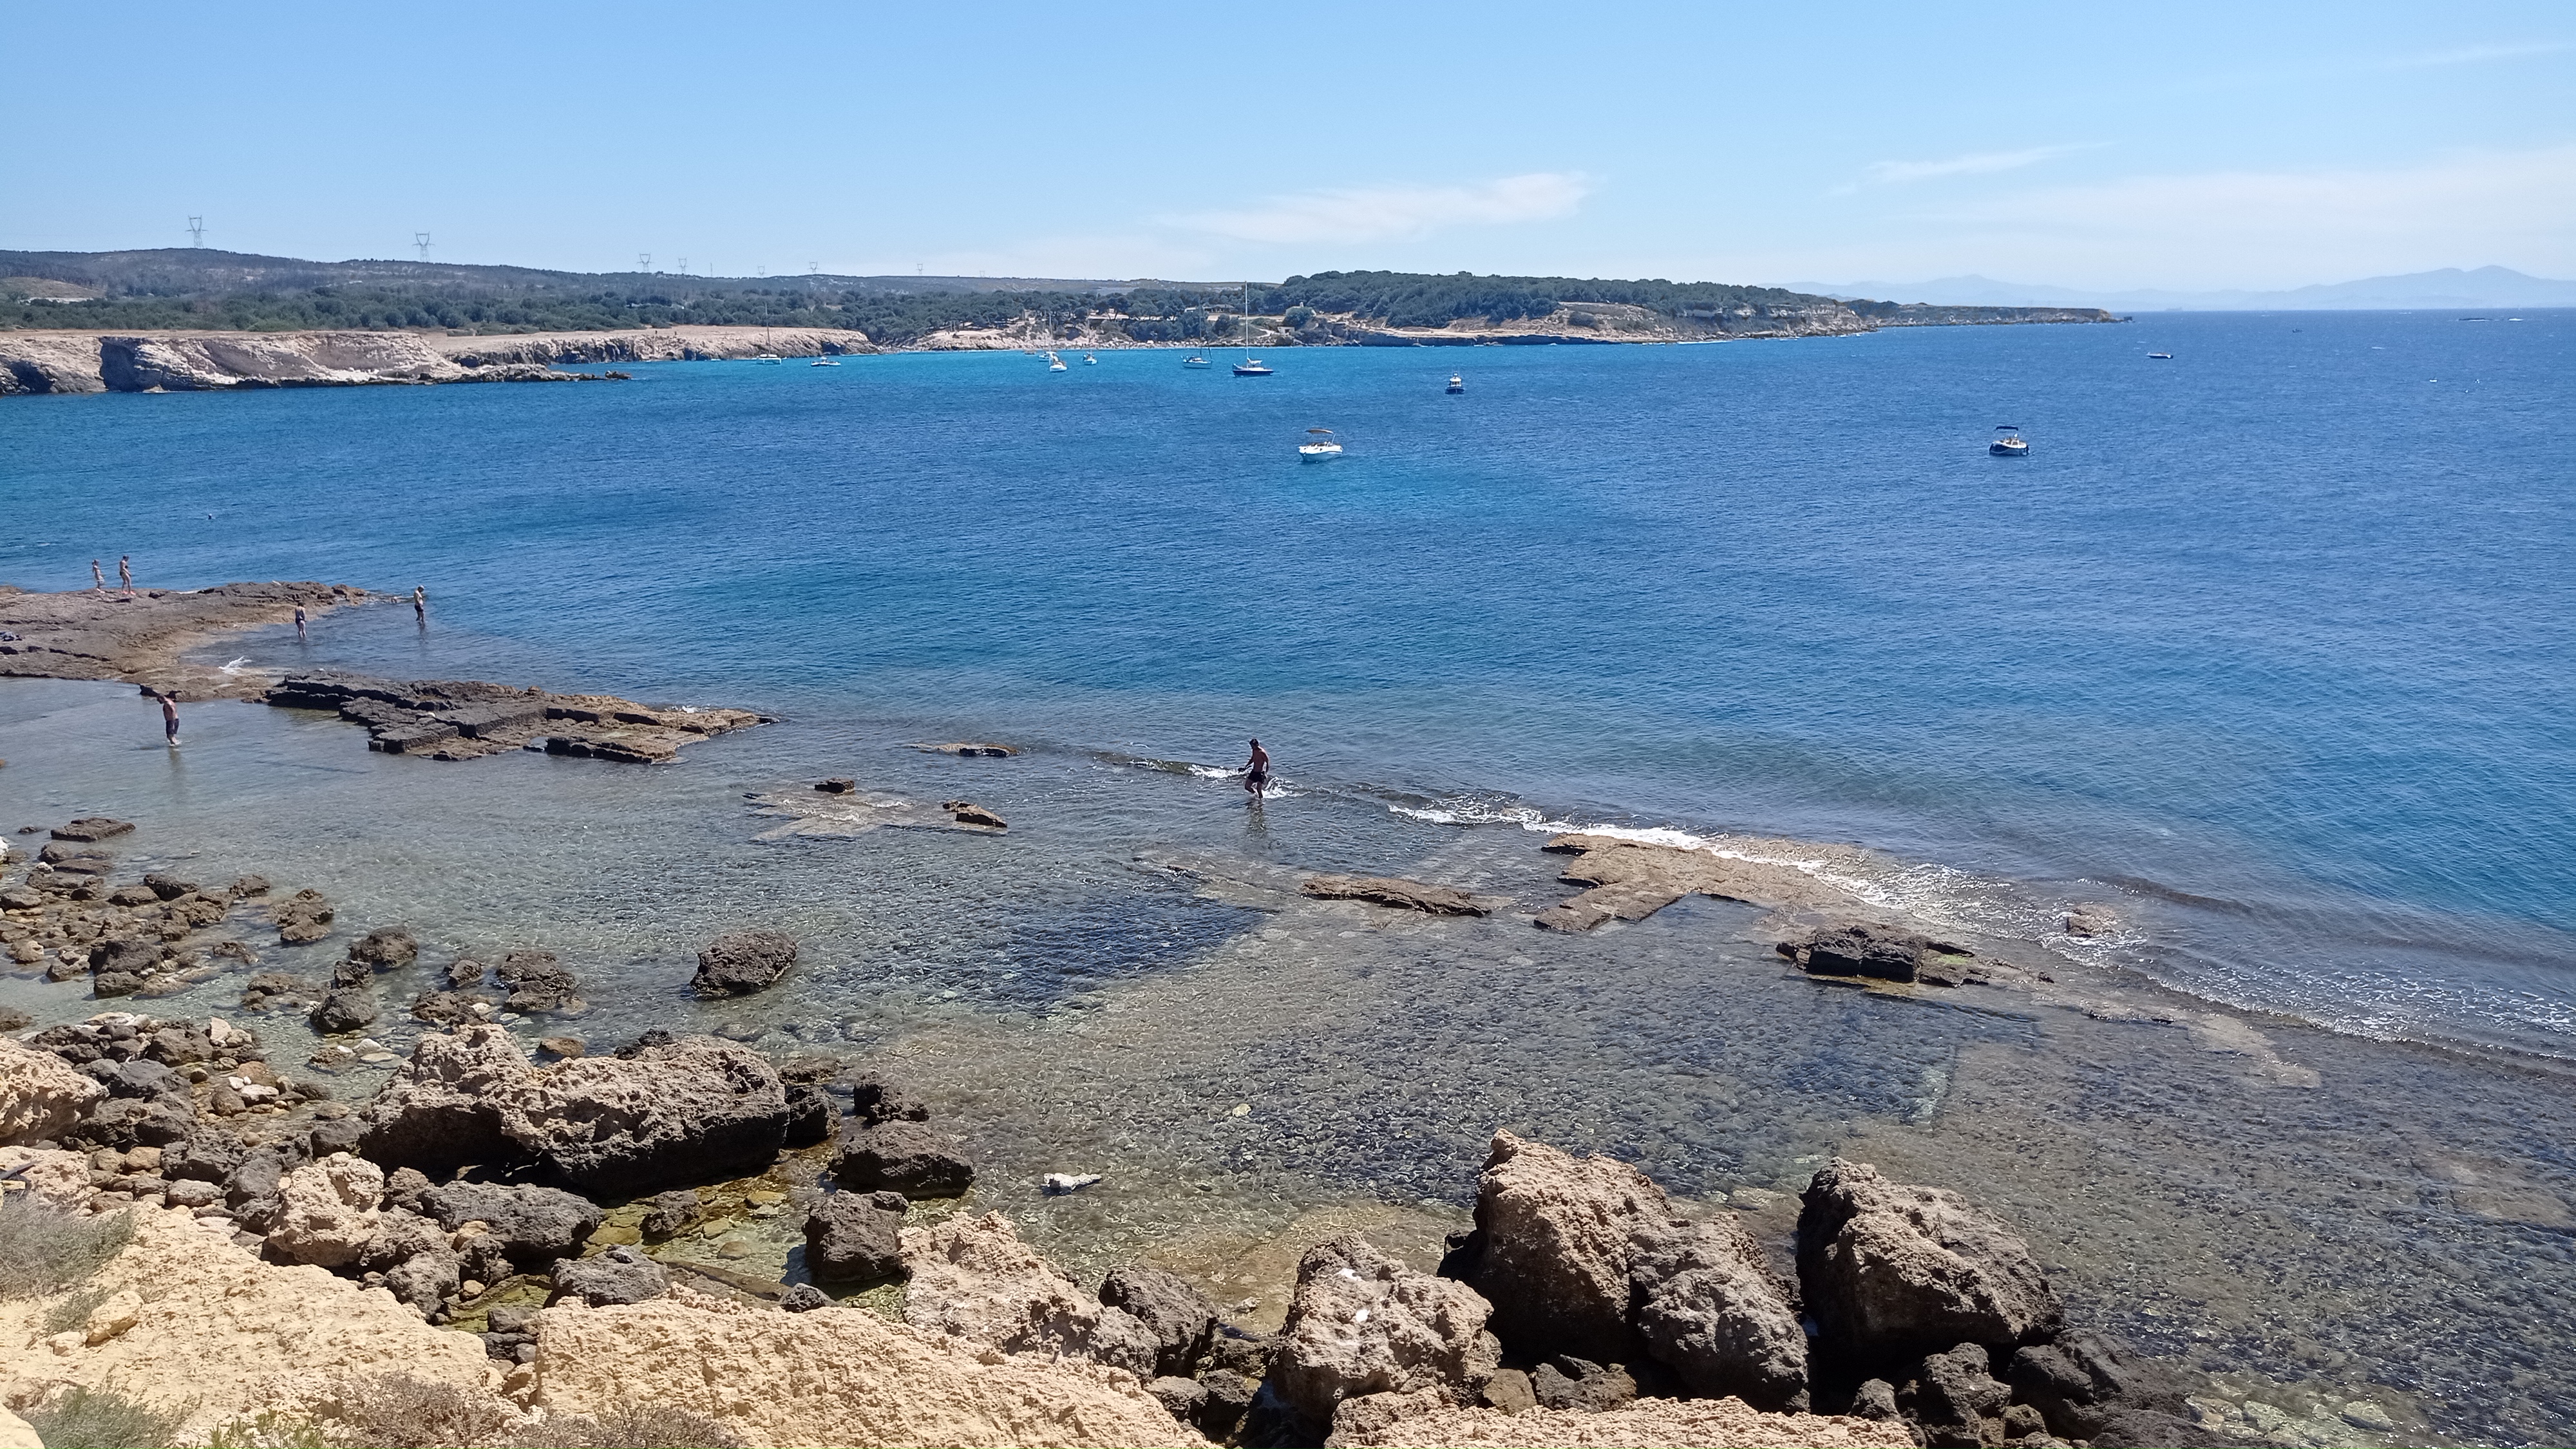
[6,1,2571,288]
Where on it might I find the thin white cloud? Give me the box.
[1895,142,2576,290]
[2379,40,2570,70]
[1169,173,1591,245]
[1862,145,2092,186]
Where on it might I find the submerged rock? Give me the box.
[494,948,582,1013]
[1300,873,1488,916]
[1796,1158,2063,1362]
[833,1119,975,1197]
[692,930,799,996]
[274,889,334,945]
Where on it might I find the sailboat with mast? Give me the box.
[1232,281,1273,376]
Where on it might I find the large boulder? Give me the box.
[509,1033,789,1197]
[1796,1159,2063,1361]
[357,1026,790,1197]
[1456,1130,1676,1362]
[804,1189,907,1284]
[833,1119,975,1196]
[900,1211,1160,1378]
[355,1024,530,1175]
[692,930,797,996]
[1908,1342,2013,1449]
[268,1151,387,1267]
[549,1245,670,1307]
[495,949,582,1013]
[420,1179,605,1267]
[1099,1265,1220,1379]
[1271,1234,1501,1432]
[2005,1329,2197,1443]
[1628,1217,1810,1409]
[0,1036,106,1144]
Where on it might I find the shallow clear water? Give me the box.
[6,316,2576,1441]
[5,312,2571,1058]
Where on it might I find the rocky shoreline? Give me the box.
[0,300,2116,395]
[0,585,769,767]
[0,796,2421,1448]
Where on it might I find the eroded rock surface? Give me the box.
[1797,1157,2063,1361]
[1301,874,1488,916]
[1324,1397,1916,1448]
[1271,1233,1501,1432]
[693,930,797,996]
[0,1036,105,1144]
[264,670,766,766]
[900,1211,1161,1378]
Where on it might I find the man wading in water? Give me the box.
[1242,739,1270,802]
[158,691,181,748]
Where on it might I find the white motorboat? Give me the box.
[1046,351,1067,373]
[1298,428,1343,462]
[752,354,783,365]
[1446,373,1464,394]
[810,357,840,367]
[1989,425,2029,457]
[1182,355,1212,369]
[1083,354,1098,365]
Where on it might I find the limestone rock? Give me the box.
[308,985,380,1034]
[0,1034,106,1144]
[1781,923,1929,982]
[420,1179,604,1267]
[1323,1397,1917,1448]
[1301,874,1487,916]
[354,1023,530,1176]
[1796,1159,2063,1361]
[1528,1356,1634,1412]
[844,1070,931,1126]
[1909,1341,2013,1448]
[528,1285,1190,1447]
[943,799,1008,829]
[495,948,581,1013]
[779,1283,829,1312]
[1459,1130,1667,1363]
[641,1188,701,1238]
[784,1082,836,1146]
[804,1189,907,1283]
[550,1244,671,1307]
[509,1033,788,1197]
[835,1119,976,1196]
[1628,1215,1810,1408]
[347,927,419,970]
[693,930,798,996]
[269,1151,387,1267]
[2005,1329,2195,1443]
[275,889,334,945]
[50,817,135,842]
[1271,1233,1501,1431]
[0,1201,497,1443]
[900,1211,1160,1378]
[383,1245,464,1314]
[1099,1265,1219,1379]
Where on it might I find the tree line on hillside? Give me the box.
[1254,271,1836,328]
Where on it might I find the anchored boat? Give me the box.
[1298,428,1343,462]
[1989,425,2029,457]
[1446,373,1465,394]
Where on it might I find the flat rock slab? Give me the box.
[1533,833,1878,931]
[748,788,1007,838]
[1301,874,1488,916]
[911,741,1019,757]
[0,582,372,699]
[265,671,766,765]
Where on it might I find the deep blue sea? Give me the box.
[6,312,2573,1058]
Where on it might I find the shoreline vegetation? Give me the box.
[0,249,2117,395]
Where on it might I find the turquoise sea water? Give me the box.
[3,311,2572,1059]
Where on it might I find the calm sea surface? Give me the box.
[4,311,2572,1057]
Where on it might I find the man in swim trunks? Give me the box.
[159,691,181,748]
[1243,739,1269,800]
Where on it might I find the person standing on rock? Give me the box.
[158,691,181,748]
[413,585,426,624]
[90,560,106,596]
[1242,739,1270,802]
[118,556,134,598]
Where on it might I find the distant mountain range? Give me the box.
[1778,266,2576,312]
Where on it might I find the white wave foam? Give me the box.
[1186,764,1242,781]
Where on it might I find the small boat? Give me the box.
[1046,352,1066,373]
[810,357,840,367]
[1446,373,1464,394]
[2147,352,2172,359]
[752,354,783,365]
[1182,355,1212,369]
[1233,359,1273,377]
[1298,428,1343,462]
[1989,425,2029,457]
[1083,354,1098,365]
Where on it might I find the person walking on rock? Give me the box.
[90,560,106,596]
[118,556,134,598]
[158,691,181,748]
[1242,738,1271,802]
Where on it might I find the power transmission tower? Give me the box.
[415,232,432,261]
[639,252,652,272]
[186,217,205,247]
[676,256,688,276]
